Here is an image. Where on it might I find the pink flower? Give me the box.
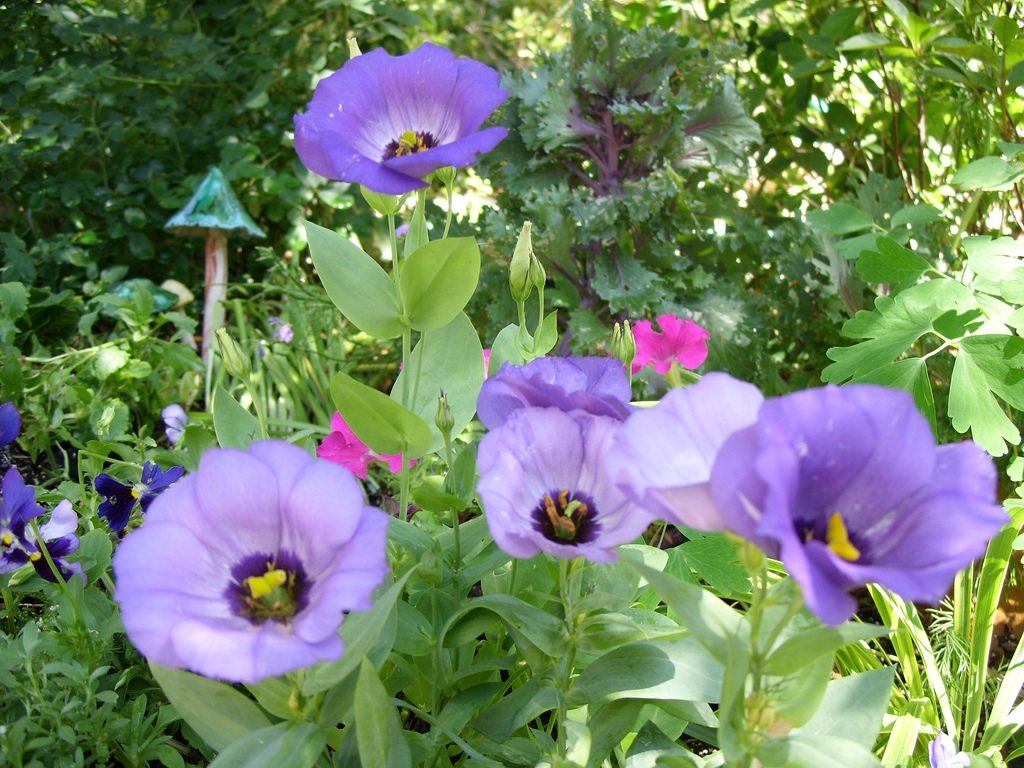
[316,412,405,479]
[631,314,710,375]
[483,348,491,379]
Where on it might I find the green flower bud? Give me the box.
[347,37,361,59]
[509,221,534,303]
[215,328,251,379]
[611,321,636,373]
[435,390,455,435]
[433,166,457,187]
[360,186,400,216]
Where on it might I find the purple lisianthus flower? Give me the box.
[0,402,21,448]
[477,356,633,430]
[608,373,764,530]
[268,317,294,344]
[112,441,390,684]
[929,733,971,768]
[478,407,654,563]
[0,468,84,583]
[162,404,188,445]
[95,461,185,532]
[294,42,508,195]
[710,384,1008,626]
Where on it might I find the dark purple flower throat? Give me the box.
[227,550,310,625]
[534,489,599,545]
[382,130,436,161]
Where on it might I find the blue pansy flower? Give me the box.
[0,402,21,448]
[0,468,84,583]
[95,462,185,532]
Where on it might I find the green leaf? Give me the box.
[213,383,261,449]
[489,323,527,375]
[838,32,893,50]
[0,281,28,319]
[568,637,723,707]
[949,335,1024,456]
[856,236,930,289]
[756,735,883,768]
[890,204,942,227]
[793,666,895,747]
[208,722,326,768]
[469,672,560,741]
[677,533,749,597]
[93,347,130,380]
[391,312,485,454]
[355,657,412,768]
[952,156,1024,191]
[822,280,973,383]
[764,623,889,676]
[628,558,750,663]
[150,663,271,752]
[400,237,480,332]
[806,203,876,235]
[303,220,403,339]
[330,372,432,459]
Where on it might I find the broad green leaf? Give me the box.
[838,33,893,50]
[568,637,723,706]
[949,335,1024,456]
[806,203,876,235]
[400,237,480,332]
[850,357,936,434]
[441,593,570,666]
[208,722,326,768]
[770,653,833,728]
[856,236,930,289]
[330,371,432,459]
[489,322,527,375]
[628,558,750,663]
[469,672,559,741]
[765,623,889,676]
[355,657,412,768]
[213,383,261,449]
[756,735,883,768]
[822,280,973,383]
[303,220,403,339]
[150,663,271,751]
[0,281,28,319]
[793,667,895,747]
[93,347,130,380]
[391,312,485,454]
[952,156,1024,191]
[890,204,942,228]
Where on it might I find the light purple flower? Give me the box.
[477,356,633,430]
[112,441,390,684]
[294,42,508,195]
[608,373,764,530]
[162,404,188,445]
[477,407,654,563]
[929,733,970,768]
[268,316,294,344]
[0,402,21,448]
[710,384,1007,626]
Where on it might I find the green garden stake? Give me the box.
[165,168,266,366]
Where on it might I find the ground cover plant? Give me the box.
[1,0,1024,766]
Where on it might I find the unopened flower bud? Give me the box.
[611,321,636,373]
[215,328,250,379]
[361,186,400,216]
[509,221,534,303]
[528,249,546,292]
[434,166,457,187]
[347,37,361,59]
[435,390,455,435]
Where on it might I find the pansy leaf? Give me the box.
[150,663,271,752]
[855,236,930,289]
[330,372,432,459]
[400,237,480,332]
[207,722,326,768]
[949,335,1024,456]
[213,384,261,449]
[391,311,485,454]
[304,220,403,339]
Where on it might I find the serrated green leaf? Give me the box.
[678,534,749,597]
[213,384,261,449]
[856,236,930,288]
[330,372,432,459]
[304,220,403,339]
[949,335,1024,456]
[400,237,480,332]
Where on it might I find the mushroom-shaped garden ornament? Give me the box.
[165,168,265,365]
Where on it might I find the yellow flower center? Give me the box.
[826,512,861,562]
[241,563,299,622]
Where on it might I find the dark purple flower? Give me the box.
[477,356,633,430]
[478,407,654,563]
[112,441,390,684]
[608,373,764,530]
[294,43,508,195]
[95,462,185,532]
[710,384,1007,626]
[0,402,21,448]
[0,469,83,583]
